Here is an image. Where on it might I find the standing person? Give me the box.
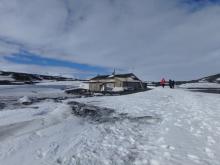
[171,80,175,88]
[160,78,166,88]
[169,79,172,88]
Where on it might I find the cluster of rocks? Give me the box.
[68,101,161,124]
[68,101,115,123]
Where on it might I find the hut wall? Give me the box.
[115,79,123,87]
[123,82,143,90]
[89,83,102,92]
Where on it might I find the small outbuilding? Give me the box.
[88,73,145,92]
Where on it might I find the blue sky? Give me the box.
[0,0,220,80]
[4,51,110,77]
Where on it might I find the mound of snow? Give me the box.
[18,96,32,104]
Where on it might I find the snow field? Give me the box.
[0,86,220,165]
[70,87,220,165]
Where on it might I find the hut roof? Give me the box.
[90,73,141,81]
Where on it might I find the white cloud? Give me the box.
[0,57,90,78]
[0,40,19,55]
[0,0,220,80]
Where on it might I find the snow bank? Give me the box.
[18,96,32,104]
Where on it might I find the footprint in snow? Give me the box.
[57,157,67,164]
[48,142,60,155]
[207,136,216,145]
[187,154,200,163]
[174,122,182,127]
[193,130,202,137]
[160,145,175,150]
[190,126,194,132]
[28,132,41,141]
[36,149,47,159]
[205,148,215,159]
[157,137,165,143]
[163,152,171,159]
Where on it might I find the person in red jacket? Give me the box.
[160,78,166,88]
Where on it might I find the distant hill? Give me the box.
[144,73,220,87]
[175,73,220,85]
[0,71,76,85]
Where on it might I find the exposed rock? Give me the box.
[0,103,5,110]
[68,101,115,123]
[68,101,161,124]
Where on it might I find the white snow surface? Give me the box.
[0,75,14,81]
[36,80,83,86]
[0,85,64,98]
[179,82,220,88]
[0,80,86,98]
[0,87,220,165]
[37,80,89,90]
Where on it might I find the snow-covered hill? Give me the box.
[0,87,220,165]
[0,71,76,85]
[179,82,220,88]
[198,73,220,83]
[178,74,220,94]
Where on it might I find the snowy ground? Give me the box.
[0,84,220,165]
